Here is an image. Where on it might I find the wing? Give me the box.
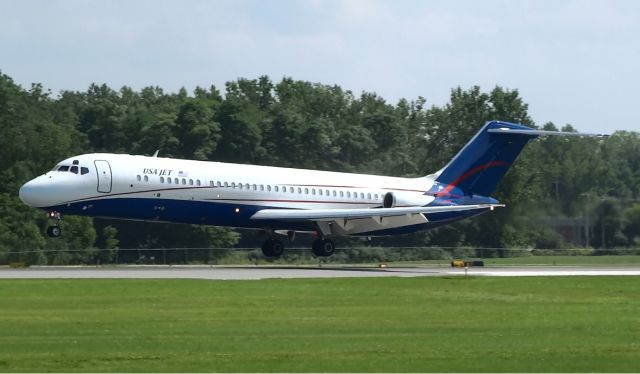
[250,204,503,221]
[250,204,504,236]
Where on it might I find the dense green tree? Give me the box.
[1,71,639,264]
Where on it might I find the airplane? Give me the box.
[19,120,605,258]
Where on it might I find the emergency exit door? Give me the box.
[94,160,112,193]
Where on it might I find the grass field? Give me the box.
[0,277,639,372]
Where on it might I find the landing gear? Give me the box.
[46,225,61,238]
[261,238,285,258]
[312,238,335,257]
[260,231,336,258]
[46,211,62,238]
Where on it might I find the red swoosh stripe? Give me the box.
[440,161,510,195]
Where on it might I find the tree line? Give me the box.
[0,70,639,264]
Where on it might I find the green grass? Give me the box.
[0,277,639,372]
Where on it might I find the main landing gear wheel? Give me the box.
[261,238,285,258]
[312,238,335,257]
[46,226,61,238]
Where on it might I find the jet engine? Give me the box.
[382,191,434,208]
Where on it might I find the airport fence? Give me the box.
[2,246,640,266]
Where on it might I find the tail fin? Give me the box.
[434,121,537,197]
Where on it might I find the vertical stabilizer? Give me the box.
[434,121,537,197]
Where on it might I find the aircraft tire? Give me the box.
[312,238,335,257]
[262,238,284,258]
[47,226,61,238]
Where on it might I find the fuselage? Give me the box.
[20,153,481,236]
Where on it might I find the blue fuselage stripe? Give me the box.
[44,197,490,236]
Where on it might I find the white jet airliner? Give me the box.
[19,121,604,257]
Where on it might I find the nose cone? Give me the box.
[19,179,39,207]
[19,177,53,207]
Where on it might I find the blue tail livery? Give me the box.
[433,120,606,199]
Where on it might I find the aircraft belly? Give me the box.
[317,213,429,236]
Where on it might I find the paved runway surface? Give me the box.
[1,265,640,280]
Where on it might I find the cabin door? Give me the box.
[94,160,112,193]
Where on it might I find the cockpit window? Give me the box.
[55,163,90,175]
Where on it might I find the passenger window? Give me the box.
[367,193,371,199]
[144,175,149,182]
[224,182,229,188]
[333,190,337,197]
[136,175,141,181]
[167,178,172,184]
[297,187,302,194]
[318,189,323,196]
[305,188,309,194]
[160,177,165,183]
[360,193,365,199]
[374,194,379,199]
[275,186,279,192]
[312,189,316,195]
[245,183,249,190]
[260,185,264,191]
[189,179,194,185]
[267,185,271,192]
[70,166,78,174]
[81,167,89,175]
[340,191,344,197]
[290,187,294,193]
[174,178,179,184]
[239,183,243,190]
[253,184,257,190]
[197,180,201,186]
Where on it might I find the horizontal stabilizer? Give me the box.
[487,128,608,137]
[250,204,504,221]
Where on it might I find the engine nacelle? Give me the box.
[382,191,434,208]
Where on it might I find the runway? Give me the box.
[1,265,640,280]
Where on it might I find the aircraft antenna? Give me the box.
[152,150,159,157]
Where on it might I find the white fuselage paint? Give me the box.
[20,153,437,236]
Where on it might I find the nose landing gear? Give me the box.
[46,211,62,238]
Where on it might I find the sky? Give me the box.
[1,0,639,133]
